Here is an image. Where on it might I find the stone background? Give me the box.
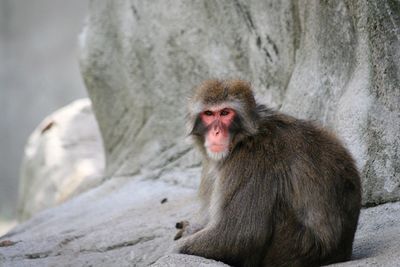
[0,0,88,223]
[80,0,399,206]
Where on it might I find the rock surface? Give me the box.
[18,99,105,221]
[153,254,229,267]
[2,188,400,266]
[1,178,197,266]
[80,0,400,206]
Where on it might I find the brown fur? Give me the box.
[177,79,361,267]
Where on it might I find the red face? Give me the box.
[200,107,236,157]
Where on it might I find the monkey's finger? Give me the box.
[175,222,183,229]
[174,230,184,240]
[175,220,189,229]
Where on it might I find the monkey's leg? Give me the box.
[178,179,276,266]
[174,220,205,240]
[281,162,360,266]
[174,196,211,240]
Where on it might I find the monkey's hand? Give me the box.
[174,220,203,240]
[174,220,189,240]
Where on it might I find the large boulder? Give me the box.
[18,99,105,221]
[79,0,399,206]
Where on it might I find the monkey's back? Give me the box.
[227,110,362,267]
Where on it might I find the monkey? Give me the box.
[174,79,361,267]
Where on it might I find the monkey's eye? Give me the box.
[220,110,230,116]
[204,110,213,116]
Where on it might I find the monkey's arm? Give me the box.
[178,176,276,266]
[174,168,214,240]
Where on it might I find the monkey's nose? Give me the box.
[213,125,220,135]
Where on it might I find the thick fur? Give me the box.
[178,80,361,267]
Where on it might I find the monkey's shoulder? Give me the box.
[235,110,352,168]
[257,111,342,146]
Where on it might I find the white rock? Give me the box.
[18,99,105,221]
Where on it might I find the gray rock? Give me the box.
[18,99,105,221]
[153,254,229,267]
[79,0,399,206]
[1,178,197,266]
[280,1,400,206]
[330,202,400,267]
[153,202,400,267]
[1,184,400,266]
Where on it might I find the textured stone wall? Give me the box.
[80,0,399,205]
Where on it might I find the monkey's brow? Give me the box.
[222,87,229,98]
[203,106,231,112]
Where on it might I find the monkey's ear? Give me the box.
[229,114,244,134]
[189,116,207,136]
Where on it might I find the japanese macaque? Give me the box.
[174,79,361,267]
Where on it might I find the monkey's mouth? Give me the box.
[208,144,228,153]
[206,147,229,161]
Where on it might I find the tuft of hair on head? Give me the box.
[189,79,256,112]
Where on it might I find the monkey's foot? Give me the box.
[174,220,190,240]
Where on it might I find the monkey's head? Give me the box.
[188,79,259,161]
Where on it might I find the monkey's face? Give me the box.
[200,106,236,160]
[189,80,259,161]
